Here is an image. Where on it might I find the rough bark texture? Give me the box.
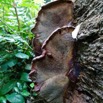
[74,0,103,103]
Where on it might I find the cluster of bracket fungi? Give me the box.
[29,0,81,103]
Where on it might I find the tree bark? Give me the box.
[73,0,103,102]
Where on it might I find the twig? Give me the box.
[13,2,20,32]
[2,6,6,32]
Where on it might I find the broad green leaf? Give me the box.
[30,83,35,88]
[16,82,27,90]
[0,80,16,95]
[4,37,15,42]
[0,97,6,103]
[25,64,31,70]
[15,53,29,59]
[1,60,17,70]
[21,90,30,97]
[20,72,31,82]
[14,87,20,93]
[22,83,27,89]
[17,82,23,91]
[1,63,8,71]
[6,93,25,103]
[7,59,17,67]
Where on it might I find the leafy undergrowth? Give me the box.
[0,0,48,103]
[0,34,34,103]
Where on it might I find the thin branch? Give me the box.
[2,6,4,21]
[2,6,6,32]
[13,2,20,32]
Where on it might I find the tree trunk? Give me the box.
[74,0,103,102]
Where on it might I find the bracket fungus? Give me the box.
[31,0,74,56]
[30,0,82,103]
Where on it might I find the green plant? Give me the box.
[0,0,44,102]
[0,32,33,103]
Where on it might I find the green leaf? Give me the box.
[0,97,6,103]
[25,64,31,70]
[4,37,15,42]
[7,59,17,67]
[21,90,30,97]
[30,83,35,88]
[6,93,25,103]
[1,63,8,71]
[14,87,20,93]
[22,83,27,89]
[15,53,29,59]
[17,82,23,91]
[33,92,38,97]
[1,60,17,70]
[20,72,31,82]
[0,80,16,95]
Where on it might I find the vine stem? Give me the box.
[13,2,20,32]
